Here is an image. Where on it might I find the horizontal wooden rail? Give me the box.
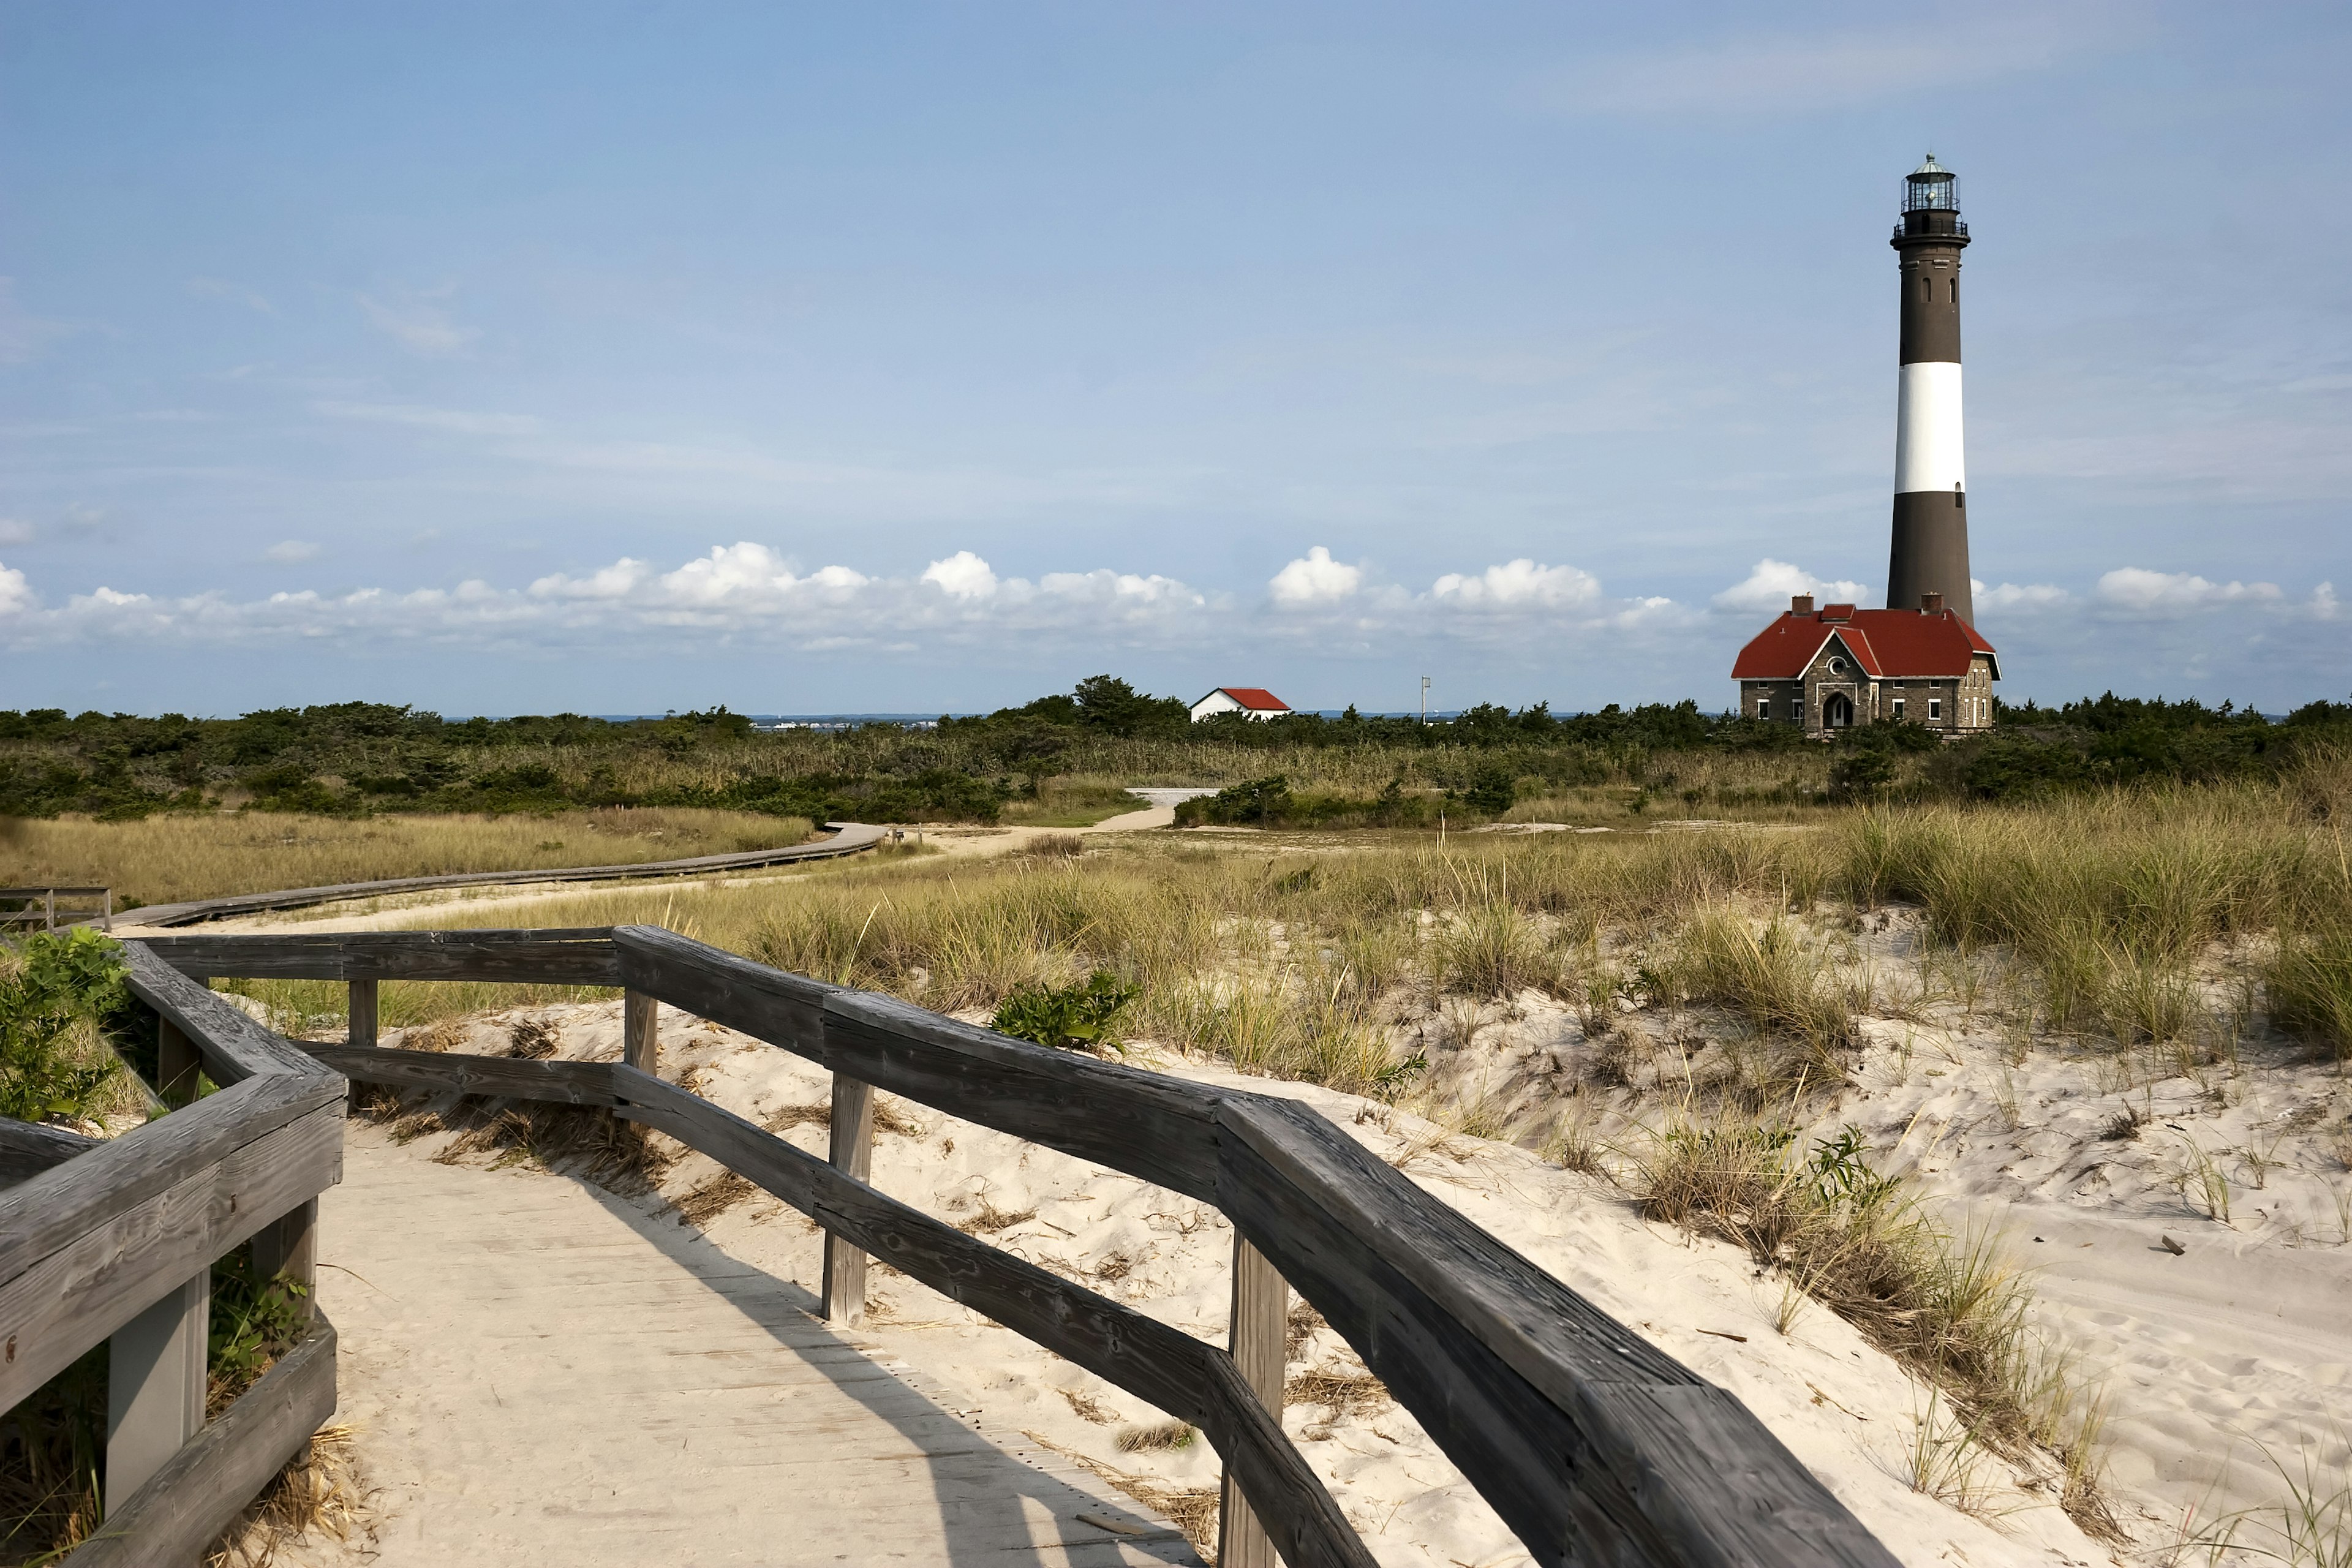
[141,927,625,987]
[0,1117,100,1187]
[2,940,347,1563]
[63,1314,339,1566]
[0,886,112,933]
[163,926,1903,1568]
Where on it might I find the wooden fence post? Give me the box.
[347,978,379,1050]
[106,1272,210,1515]
[156,1016,201,1107]
[249,1202,318,1323]
[821,1075,875,1325]
[624,990,659,1076]
[1219,1235,1289,1568]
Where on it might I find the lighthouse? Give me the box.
[1727,154,2001,737]
[1886,154,1972,625]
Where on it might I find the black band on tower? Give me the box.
[1886,154,1974,625]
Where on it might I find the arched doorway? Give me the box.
[1822,693,1855,729]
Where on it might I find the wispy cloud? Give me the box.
[0,278,70,364]
[315,401,544,436]
[186,277,275,315]
[356,289,480,357]
[263,540,322,564]
[1545,9,2127,118]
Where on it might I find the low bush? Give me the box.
[990,971,1140,1054]
[0,929,131,1123]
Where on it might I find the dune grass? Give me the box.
[998,776,1145,827]
[1629,1113,2117,1535]
[181,768,2352,1546]
[0,808,814,908]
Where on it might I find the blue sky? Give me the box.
[4,2,2348,716]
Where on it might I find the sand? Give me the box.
[310,996,2182,1567]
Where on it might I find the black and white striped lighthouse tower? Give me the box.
[1887,153,1973,624]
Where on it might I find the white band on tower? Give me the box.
[1893,361,1965,494]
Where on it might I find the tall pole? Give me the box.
[1420,676,1430,725]
[1886,153,1973,624]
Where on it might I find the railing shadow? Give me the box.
[561,1166,1202,1567]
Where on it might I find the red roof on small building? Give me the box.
[1205,687,1291,712]
[1732,608,1998,681]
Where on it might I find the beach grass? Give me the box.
[0,807,813,908]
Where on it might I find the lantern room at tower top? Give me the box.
[1896,154,1967,240]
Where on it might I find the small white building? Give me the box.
[1189,687,1292,723]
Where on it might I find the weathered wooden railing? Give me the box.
[0,885,113,933]
[137,926,1901,1568]
[0,944,344,1566]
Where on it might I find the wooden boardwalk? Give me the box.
[316,1127,1200,1566]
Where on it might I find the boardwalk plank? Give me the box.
[318,1128,1202,1567]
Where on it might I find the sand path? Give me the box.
[313,1124,1199,1566]
[119,802,1185,935]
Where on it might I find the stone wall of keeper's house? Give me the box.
[1741,651,1996,738]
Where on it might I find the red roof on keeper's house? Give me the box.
[1206,687,1291,712]
[1731,607,1997,681]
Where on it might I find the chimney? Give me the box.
[1791,594,1815,614]
[1920,591,1945,614]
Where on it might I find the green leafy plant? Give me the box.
[207,1248,310,1410]
[990,970,1140,1054]
[1372,1052,1427,1102]
[1808,1124,1898,1210]
[0,929,128,1123]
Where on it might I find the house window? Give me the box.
[1891,696,1906,719]
[1929,698,1943,722]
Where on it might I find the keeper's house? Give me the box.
[1189,687,1292,723]
[1732,593,1998,739]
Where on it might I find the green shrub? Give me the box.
[1828,748,1896,804]
[1455,763,1518,818]
[990,970,1140,1054]
[1182,775,1295,826]
[0,929,129,1122]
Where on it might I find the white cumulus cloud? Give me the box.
[1711,559,1869,616]
[1973,579,2073,612]
[0,561,36,615]
[530,559,650,600]
[1430,558,1600,610]
[922,550,999,600]
[1269,546,1362,606]
[2095,568,2285,616]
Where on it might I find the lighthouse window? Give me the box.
[1949,277,1959,304]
